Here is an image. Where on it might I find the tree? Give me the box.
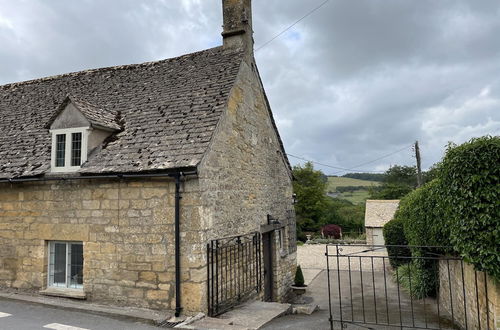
[369,183,413,199]
[370,165,417,199]
[293,162,328,232]
[293,162,367,238]
[384,165,418,187]
[342,173,385,182]
[423,163,440,183]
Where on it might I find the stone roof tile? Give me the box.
[364,200,400,228]
[0,47,243,178]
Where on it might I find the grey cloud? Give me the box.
[0,0,499,174]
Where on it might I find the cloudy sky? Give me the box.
[1,0,499,175]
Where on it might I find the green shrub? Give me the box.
[294,265,305,287]
[394,260,438,299]
[296,241,304,246]
[394,180,451,298]
[383,218,411,268]
[438,136,500,279]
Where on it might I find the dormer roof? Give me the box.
[46,96,121,131]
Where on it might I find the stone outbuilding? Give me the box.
[364,200,400,245]
[0,0,296,317]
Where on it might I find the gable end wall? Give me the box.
[198,59,296,305]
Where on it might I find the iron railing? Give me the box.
[207,232,262,316]
[325,244,491,330]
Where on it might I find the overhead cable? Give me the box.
[255,0,331,52]
[287,144,413,174]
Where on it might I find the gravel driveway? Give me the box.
[298,244,388,271]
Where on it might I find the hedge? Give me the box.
[438,136,500,279]
[394,181,450,297]
[387,136,499,299]
[393,136,500,292]
[398,180,450,251]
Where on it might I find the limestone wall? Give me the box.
[438,259,499,329]
[0,178,206,312]
[198,58,296,307]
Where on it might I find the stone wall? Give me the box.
[0,177,206,313]
[198,58,296,307]
[438,259,499,329]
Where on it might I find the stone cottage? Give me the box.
[0,0,296,317]
[364,200,400,245]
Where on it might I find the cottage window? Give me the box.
[71,132,82,166]
[48,241,83,289]
[50,128,89,172]
[55,134,66,167]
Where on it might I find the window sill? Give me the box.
[40,288,86,300]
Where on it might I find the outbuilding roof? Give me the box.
[364,199,400,228]
[0,47,244,179]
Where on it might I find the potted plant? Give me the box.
[291,265,307,295]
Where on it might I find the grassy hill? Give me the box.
[327,176,380,205]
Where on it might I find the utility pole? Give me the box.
[415,140,423,187]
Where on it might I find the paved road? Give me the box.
[0,298,159,330]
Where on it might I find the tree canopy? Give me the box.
[293,162,365,240]
[293,162,329,232]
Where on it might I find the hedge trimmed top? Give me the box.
[391,136,500,279]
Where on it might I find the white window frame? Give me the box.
[47,241,84,290]
[50,127,90,172]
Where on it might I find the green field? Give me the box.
[327,177,381,205]
[327,176,380,191]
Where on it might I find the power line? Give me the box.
[287,144,413,174]
[286,153,386,173]
[255,0,331,52]
[331,144,413,174]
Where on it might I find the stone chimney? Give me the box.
[222,0,253,55]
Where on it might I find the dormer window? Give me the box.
[71,132,82,166]
[50,128,89,172]
[46,96,121,173]
[55,134,66,167]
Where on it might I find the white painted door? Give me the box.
[372,228,385,245]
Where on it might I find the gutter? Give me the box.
[0,169,196,317]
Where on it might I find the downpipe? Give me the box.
[174,172,182,317]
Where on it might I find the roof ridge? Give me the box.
[0,46,232,89]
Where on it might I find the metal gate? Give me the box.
[207,232,262,316]
[326,244,492,330]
